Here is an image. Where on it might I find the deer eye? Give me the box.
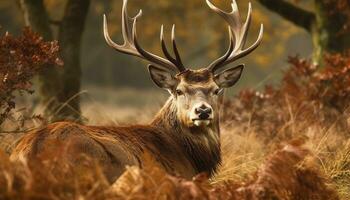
[176,89,184,96]
[214,89,222,95]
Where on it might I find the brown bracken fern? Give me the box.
[0,28,62,126]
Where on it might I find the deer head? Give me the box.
[103,0,263,128]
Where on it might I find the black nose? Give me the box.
[195,105,212,120]
[198,113,210,120]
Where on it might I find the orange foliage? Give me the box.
[0,28,62,125]
[223,53,350,139]
[0,141,338,200]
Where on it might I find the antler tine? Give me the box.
[209,27,235,72]
[160,25,186,72]
[171,25,186,72]
[161,25,175,64]
[103,0,142,56]
[206,0,264,73]
[103,0,180,73]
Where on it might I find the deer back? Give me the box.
[10,122,196,182]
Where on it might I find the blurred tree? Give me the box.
[257,0,350,64]
[18,0,91,121]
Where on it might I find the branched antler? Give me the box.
[206,0,264,73]
[104,0,263,74]
[103,0,186,73]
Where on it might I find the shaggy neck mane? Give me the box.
[151,97,221,176]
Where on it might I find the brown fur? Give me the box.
[179,69,212,84]
[11,70,222,182]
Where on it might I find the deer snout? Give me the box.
[195,105,212,120]
[190,103,213,127]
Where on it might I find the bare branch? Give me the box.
[257,0,315,32]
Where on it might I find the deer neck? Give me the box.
[151,97,221,176]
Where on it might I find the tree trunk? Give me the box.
[18,0,91,121]
[18,0,62,118]
[257,0,350,65]
[56,0,91,121]
[312,0,350,64]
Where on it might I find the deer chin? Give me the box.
[192,119,211,127]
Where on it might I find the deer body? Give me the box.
[11,0,263,182]
[11,90,221,181]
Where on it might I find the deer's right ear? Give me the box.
[148,65,178,90]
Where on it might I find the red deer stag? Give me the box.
[11,0,263,182]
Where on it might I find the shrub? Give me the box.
[0,28,62,126]
[223,53,350,139]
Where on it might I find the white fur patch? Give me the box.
[193,120,210,127]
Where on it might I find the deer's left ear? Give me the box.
[214,64,244,88]
[148,64,178,90]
